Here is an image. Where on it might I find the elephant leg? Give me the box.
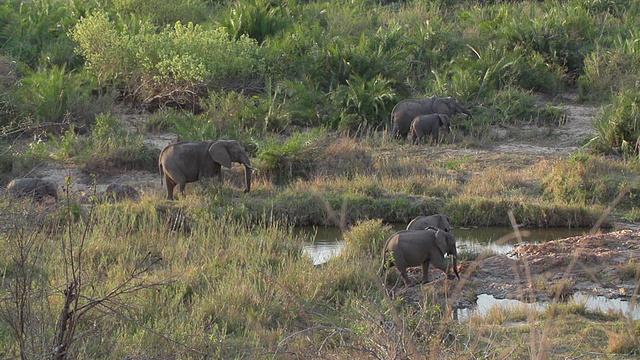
[431,255,448,278]
[165,177,177,200]
[421,260,431,283]
[178,182,187,198]
[398,267,413,287]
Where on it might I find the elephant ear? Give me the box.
[435,229,447,255]
[433,98,452,113]
[208,141,232,168]
[438,114,451,126]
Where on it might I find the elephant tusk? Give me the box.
[247,165,259,171]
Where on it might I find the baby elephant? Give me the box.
[6,178,58,202]
[406,214,452,232]
[382,228,460,287]
[410,113,451,145]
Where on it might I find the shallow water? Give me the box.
[456,293,640,321]
[298,225,640,320]
[299,225,588,264]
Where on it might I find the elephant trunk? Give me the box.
[243,163,253,193]
[452,254,460,280]
[461,107,473,118]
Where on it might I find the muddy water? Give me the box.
[298,225,640,320]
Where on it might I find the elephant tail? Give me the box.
[159,162,164,187]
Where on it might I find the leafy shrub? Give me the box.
[72,13,265,108]
[540,155,620,206]
[579,31,640,101]
[109,0,209,25]
[198,90,271,138]
[589,89,640,158]
[256,130,325,185]
[343,218,393,257]
[8,65,97,128]
[220,0,291,44]
[0,0,82,69]
[76,113,159,173]
[328,74,396,133]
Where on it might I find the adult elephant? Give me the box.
[406,214,452,232]
[159,140,255,200]
[381,228,460,287]
[391,96,472,139]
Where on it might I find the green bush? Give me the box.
[589,89,640,158]
[220,0,291,44]
[256,130,325,185]
[343,219,392,257]
[579,31,640,101]
[109,0,209,25]
[0,0,83,69]
[72,13,265,107]
[541,154,621,206]
[75,113,159,173]
[8,65,97,127]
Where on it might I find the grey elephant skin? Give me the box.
[406,214,452,232]
[391,96,472,139]
[6,178,58,201]
[382,228,460,287]
[158,140,254,200]
[410,113,451,145]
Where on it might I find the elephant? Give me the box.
[6,178,58,201]
[410,113,451,145]
[102,183,140,202]
[406,214,452,232]
[390,96,472,139]
[158,140,256,200]
[381,228,460,287]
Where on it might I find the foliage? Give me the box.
[589,89,640,158]
[0,0,85,69]
[540,153,623,206]
[256,129,326,184]
[109,0,210,26]
[71,13,265,107]
[343,218,393,257]
[74,113,159,173]
[221,0,291,44]
[7,65,97,127]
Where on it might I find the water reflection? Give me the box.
[457,293,640,321]
[302,240,346,266]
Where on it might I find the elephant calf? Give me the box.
[382,228,460,287]
[410,113,451,145]
[6,178,58,202]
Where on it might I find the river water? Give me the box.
[297,225,640,320]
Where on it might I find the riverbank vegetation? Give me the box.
[1,0,640,358]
